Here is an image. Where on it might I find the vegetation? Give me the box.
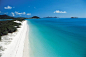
[0,14,41,19]
[0,14,28,19]
[0,19,25,41]
[0,36,1,41]
[0,15,14,19]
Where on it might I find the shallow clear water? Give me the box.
[27,18,86,57]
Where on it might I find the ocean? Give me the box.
[27,18,86,57]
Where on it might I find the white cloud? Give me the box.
[27,13,31,15]
[23,12,26,15]
[4,6,15,9]
[15,11,22,15]
[15,11,18,14]
[14,11,31,16]
[15,11,26,15]
[54,10,67,13]
[11,12,15,16]
[4,6,12,9]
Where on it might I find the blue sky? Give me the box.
[0,0,86,18]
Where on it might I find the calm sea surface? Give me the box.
[27,18,86,57]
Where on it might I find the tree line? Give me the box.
[0,19,25,41]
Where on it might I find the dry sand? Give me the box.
[23,24,29,57]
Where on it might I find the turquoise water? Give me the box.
[27,18,86,57]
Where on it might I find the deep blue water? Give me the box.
[27,18,86,57]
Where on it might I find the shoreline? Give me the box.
[0,20,29,57]
[23,21,29,57]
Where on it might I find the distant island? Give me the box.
[0,14,28,19]
[0,14,15,19]
[31,16,40,19]
[0,15,40,19]
[44,16,58,18]
[71,17,78,18]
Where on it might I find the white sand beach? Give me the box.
[0,20,29,57]
[23,24,29,57]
